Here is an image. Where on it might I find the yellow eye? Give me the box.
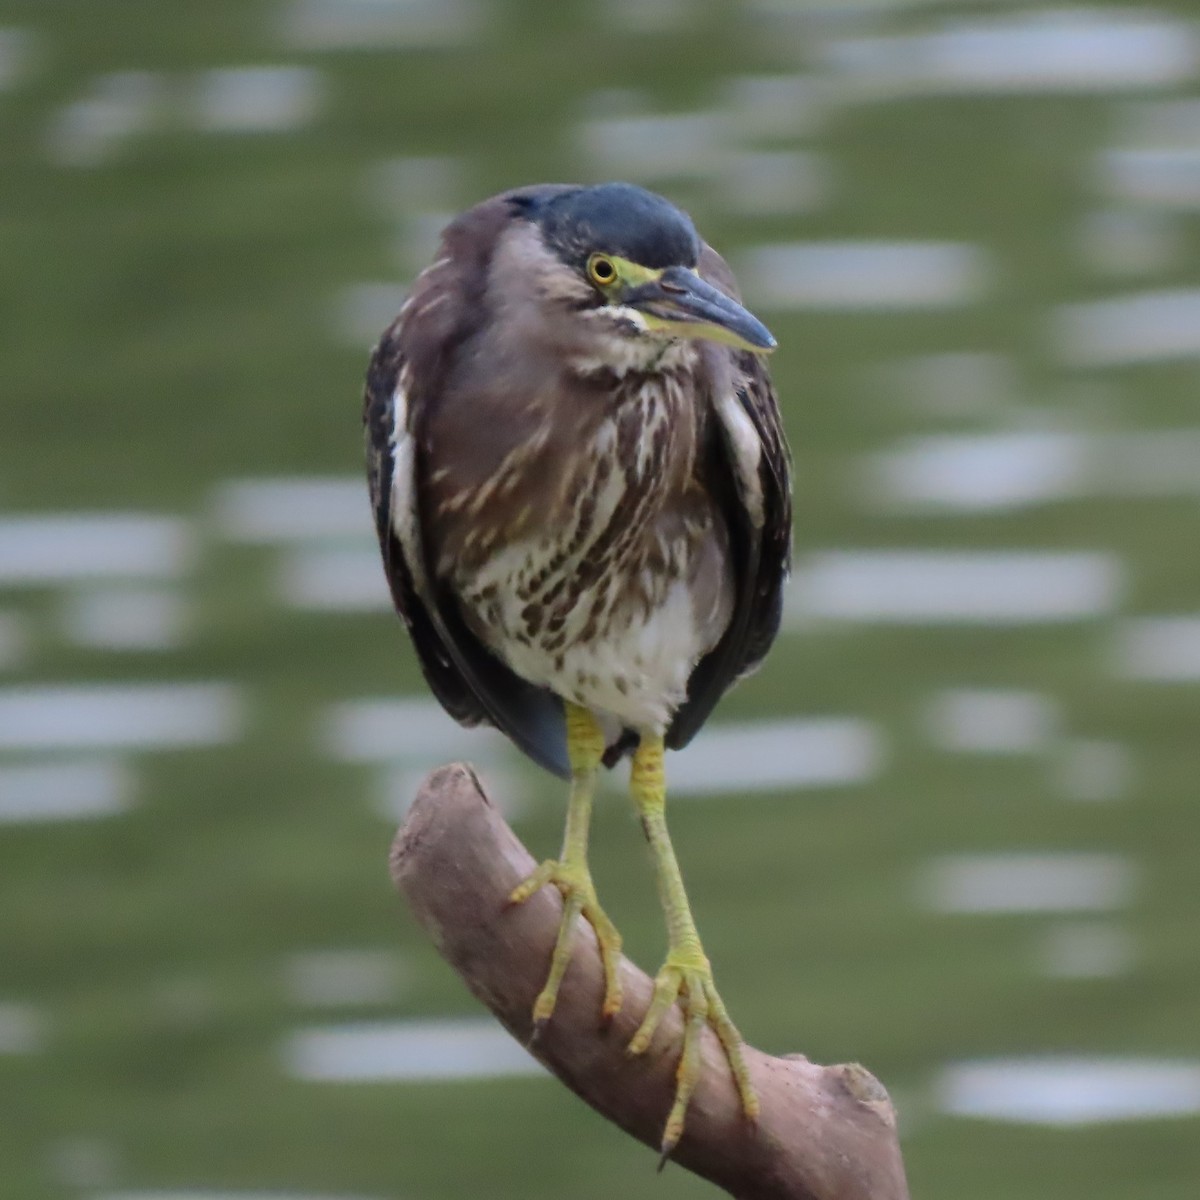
[588,254,617,286]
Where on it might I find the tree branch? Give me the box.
[390,763,911,1200]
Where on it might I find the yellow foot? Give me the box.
[627,948,759,1163]
[509,858,623,1033]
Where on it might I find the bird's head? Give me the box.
[505,182,775,374]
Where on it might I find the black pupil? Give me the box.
[594,259,613,280]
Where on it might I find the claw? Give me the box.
[508,859,556,907]
[509,858,623,1029]
[629,950,758,1159]
[627,962,683,1056]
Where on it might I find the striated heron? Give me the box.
[363,181,792,1159]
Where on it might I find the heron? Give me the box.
[364,181,792,1158]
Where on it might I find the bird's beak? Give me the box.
[626,266,776,354]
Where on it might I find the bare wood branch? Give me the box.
[390,763,911,1200]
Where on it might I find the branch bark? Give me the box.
[390,763,911,1200]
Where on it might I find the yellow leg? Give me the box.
[509,703,623,1032]
[626,734,759,1161]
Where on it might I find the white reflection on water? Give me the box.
[0,513,192,584]
[919,853,1136,915]
[0,1002,43,1054]
[44,71,163,168]
[321,696,507,763]
[1100,147,1200,210]
[936,1057,1200,1124]
[923,689,1059,756]
[824,9,1198,98]
[211,476,369,542]
[863,432,1088,513]
[281,0,483,50]
[284,1017,543,1082]
[865,429,1200,512]
[738,241,990,311]
[0,760,132,824]
[1037,921,1134,980]
[191,66,323,134]
[1055,288,1200,366]
[664,716,883,797]
[0,683,243,752]
[278,544,389,612]
[787,550,1123,626]
[1113,616,1200,681]
[62,587,187,651]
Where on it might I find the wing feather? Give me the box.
[363,194,570,777]
[364,324,488,729]
[666,245,793,751]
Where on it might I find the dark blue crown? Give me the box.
[524,182,700,271]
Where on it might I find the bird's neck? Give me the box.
[566,335,698,381]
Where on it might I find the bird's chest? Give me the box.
[452,375,708,723]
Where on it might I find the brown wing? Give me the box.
[364,322,486,731]
[666,244,793,751]
[362,191,572,778]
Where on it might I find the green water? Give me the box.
[1,2,1198,1197]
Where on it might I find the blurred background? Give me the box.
[1,1,1199,1197]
